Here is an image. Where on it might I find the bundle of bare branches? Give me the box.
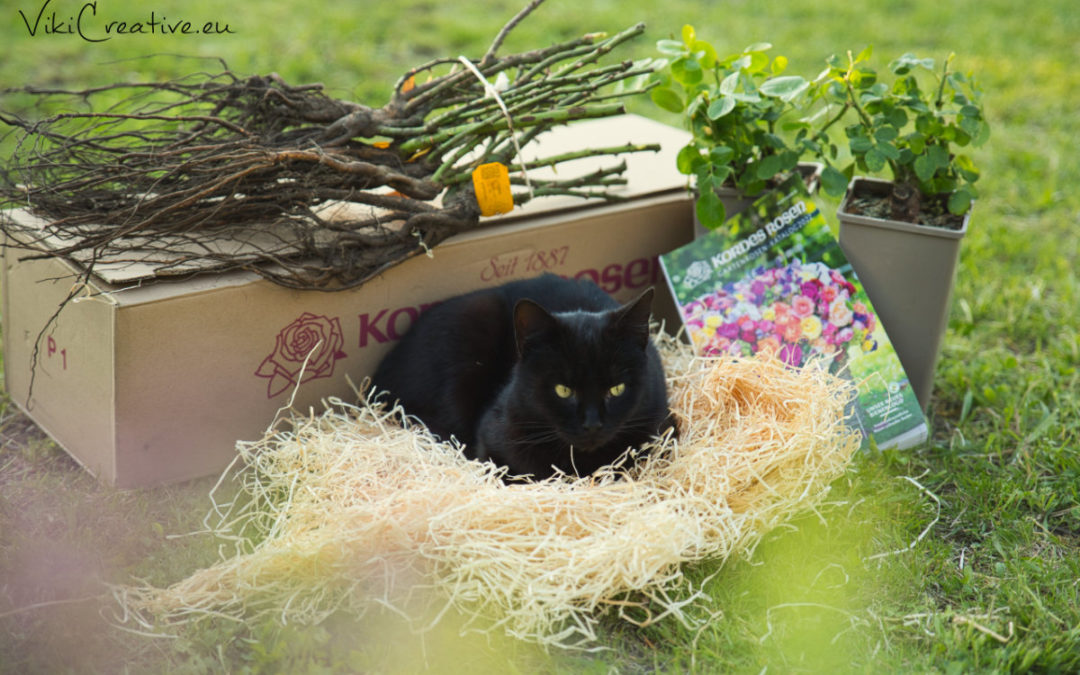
[0,0,658,290]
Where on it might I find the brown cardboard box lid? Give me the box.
[6,115,690,286]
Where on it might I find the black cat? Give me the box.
[369,273,671,480]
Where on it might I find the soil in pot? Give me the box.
[844,181,966,231]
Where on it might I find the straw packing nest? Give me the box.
[120,334,861,647]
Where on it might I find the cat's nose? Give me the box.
[582,407,603,433]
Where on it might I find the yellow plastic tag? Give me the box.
[471,162,514,217]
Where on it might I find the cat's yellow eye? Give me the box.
[554,384,574,399]
[608,383,626,397]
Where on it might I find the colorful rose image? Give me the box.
[256,313,348,398]
[681,259,878,369]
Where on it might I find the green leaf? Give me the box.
[850,66,878,89]
[913,153,937,181]
[756,154,784,180]
[932,175,958,194]
[951,124,972,147]
[762,132,786,150]
[947,187,973,215]
[890,53,935,75]
[657,39,686,56]
[694,165,714,192]
[771,55,788,75]
[959,104,982,119]
[690,40,718,68]
[958,112,982,138]
[714,164,734,183]
[744,42,773,53]
[746,51,770,74]
[877,141,900,160]
[729,90,762,104]
[737,174,766,196]
[709,145,734,165]
[874,126,899,143]
[906,132,926,155]
[855,45,873,63]
[681,24,696,47]
[865,147,887,172]
[719,71,739,96]
[671,57,703,85]
[759,75,809,101]
[850,135,874,153]
[954,153,980,182]
[696,188,727,230]
[864,81,888,101]
[676,144,702,174]
[685,92,706,118]
[707,96,736,119]
[650,86,684,113]
[778,150,800,171]
[887,107,909,129]
[927,143,950,168]
[915,114,937,136]
[820,165,849,197]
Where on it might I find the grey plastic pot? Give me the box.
[837,177,970,411]
[693,162,823,237]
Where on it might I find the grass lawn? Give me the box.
[2,0,1078,672]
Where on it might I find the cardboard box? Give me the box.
[2,115,694,487]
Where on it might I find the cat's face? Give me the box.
[511,289,655,452]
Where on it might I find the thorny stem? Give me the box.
[441,143,660,187]
[481,0,546,65]
[398,103,626,154]
[934,52,955,110]
[842,53,876,130]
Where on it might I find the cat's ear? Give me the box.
[514,299,557,357]
[611,287,654,349]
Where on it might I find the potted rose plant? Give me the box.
[811,48,990,408]
[649,25,822,232]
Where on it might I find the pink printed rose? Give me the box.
[791,295,815,319]
[256,313,348,398]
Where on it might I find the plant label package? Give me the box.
[660,175,928,450]
[2,115,694,487]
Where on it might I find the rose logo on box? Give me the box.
[255,313,348,398]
